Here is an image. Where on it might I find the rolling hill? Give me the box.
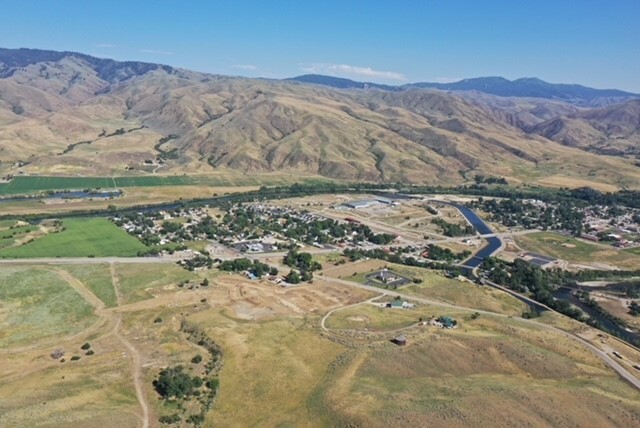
[1,48,640,189]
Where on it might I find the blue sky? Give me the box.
[2,0,639,91]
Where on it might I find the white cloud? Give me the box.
[233,64,258,71]
[94,43,116,48]
[301,63,406,82]
[139,49,173,55]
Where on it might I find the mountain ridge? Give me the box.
[289,74,639,106]
[1,47,640,189]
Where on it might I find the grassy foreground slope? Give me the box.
[0,267,96,347]
[317,306,640,427]
[0,218,147,258]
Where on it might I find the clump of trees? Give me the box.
[283,249,322,283]
[425,244,471,262]
[218,258,275,277]
[283,250,322,272]
[180,255,213,271]
[154,365,203,399]
[474,175,508,185]
[343,247,463,276]
[430,218,474,237]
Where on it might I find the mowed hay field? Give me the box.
[319,308,640,427]
[516,231,640,269]
[0,218,147,258]
[0,266,96,347]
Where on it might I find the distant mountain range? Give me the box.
[1,47,639,189]
[288,74,639,106]
[0,47,176,82]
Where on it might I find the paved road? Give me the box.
[319,275,640,391]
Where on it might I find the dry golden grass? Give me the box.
[320,313,640,427]
[2,260,640,427]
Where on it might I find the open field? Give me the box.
[325,302,428,331]
[0,267,96,347]
[325,260,528,316]
[0,333,141,428]
[113,263,198,305]
[2,259,640,426]
[190,310,345,428]
[320,306,640,427]
[0,174,334,196]
[0,218,147,258]
[515,231,640,269]
[62,264,118,308]
[401,268,528,316]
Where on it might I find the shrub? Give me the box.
[70,355,81,361]
[191,354,203,364]
[86,350,95,355]
[159,413,181,424]
[187,414,205,424]
[81,342,91,350]
[205,378,219,390]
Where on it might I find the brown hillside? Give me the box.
[1,51,640,188]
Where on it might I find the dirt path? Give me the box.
[320,296,381,331]
[20,266,152,428]
[55,269,107,310]
[110,263,150,428]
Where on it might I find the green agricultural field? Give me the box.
[516,231,640,269]
[0,218,147,258]
[62,264,118,307]
[0,175,196,195]
[0,174,333,196]
[0,267,96,347]
[113,263,196,304]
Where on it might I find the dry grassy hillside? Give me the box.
[1,49,640,188]
[529,99,640,157]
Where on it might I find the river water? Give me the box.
[0,190,122,204]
